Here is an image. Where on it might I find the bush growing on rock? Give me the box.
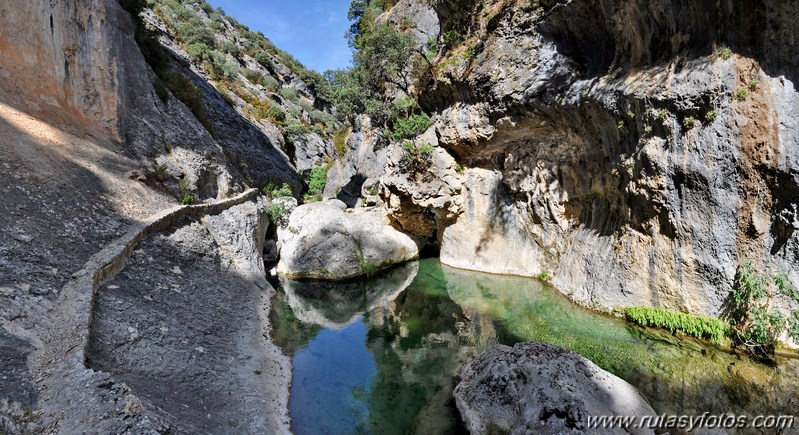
[333,126,351,157]
[187,42,211,63]
[266,202,288,223]
[264,183,295,224]
[399,141,435,174]
[176,17,217,49]
[283,118,309,137]
[207,50,239,80]
[306,165,329,202]
[278,87,300,103]
[243,69,265,86]
[726,260,799,361]
[391,113,433,140]
[221,41,240,57]
[178,176,195,204]
[732,87,749,101]
[262,75,280,92]
[255,51,274,70]
[327,4,427,129]
[716,45,733,60]
[263,182,293,198]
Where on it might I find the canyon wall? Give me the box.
[0,0,327,432]
[356,0,799,316]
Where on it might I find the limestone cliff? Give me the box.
[335,0,799,317]
[0,0,333,432]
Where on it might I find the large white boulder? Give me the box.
[276,201,418,280]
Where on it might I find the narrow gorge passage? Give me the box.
[2,0,799,433]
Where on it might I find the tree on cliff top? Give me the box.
[329,0,429,129]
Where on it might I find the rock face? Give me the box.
[277,201,419,280]
[324,123,387,207]
[365,0,799,316]
[379,127,464,251]
[0,0,333,432]
[454,342,657,435]
[441,168,545,276]
[85,199,291,434]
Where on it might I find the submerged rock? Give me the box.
[276,201,418,280]
[454,342,656,435]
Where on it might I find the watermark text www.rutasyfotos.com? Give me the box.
[587,413,795,431]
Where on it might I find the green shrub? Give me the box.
[267,104,286,124]
[537,270,552,282]
[333,126,351,158]
[399,141,435,173]
[278,87,301,103]
[243,68,265,86]
[178,175,195,204]
[221,41,240,58]
[207,50,239,80]
[283,118,309,136]
[391,113,433,140]
[176,18,217,48]
[308,109,334,128]
[255,51,274,70]
[263,182,293,198]
[624,307,729,344]
[266,202,288,223]
[704,110,717,123]
[425,35,438,59]
[682,116,699,130]
[150,163,168,181]
[748,79,760,91]
[717,45,733,60]
[441,29,464,48]
[727,260,799,361]
[307,165,329,196]
[263,75,280,92]
[187,42,212,63]
[732,87,748,101]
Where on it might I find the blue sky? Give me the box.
[206,0,353,73]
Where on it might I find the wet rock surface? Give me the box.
[454,342,657,435]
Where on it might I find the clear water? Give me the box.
[270,259,799,434]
